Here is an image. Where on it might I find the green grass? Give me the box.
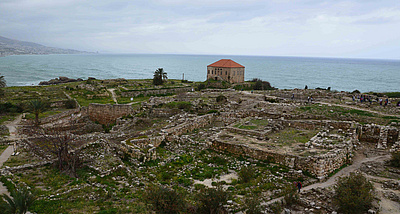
[73,96,115,107]
[269,128,318,146]
[24,109,64,120]
[235,125,257,130]
[298,103,399,125]
[250,119,269,126]
[0,114,17,125]
[0,144,9,155]
[117,96,149,104]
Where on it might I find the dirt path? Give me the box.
[1,115,22,196]
[0,146,13,196]
[4,114,22,141]
[107,88,118,104]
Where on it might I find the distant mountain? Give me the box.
[0,35,91,57]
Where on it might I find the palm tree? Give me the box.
[153,68,167,85]
[0,74,6,88]
[28,100,48,126]
[0,186,36,214]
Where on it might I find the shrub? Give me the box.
[268,202,283,214]
[333,172,374,214]
[206,110,219,114]
[196,185,229,214]
[144,185,186,214]
[243,193,263,214]
[251,79,275,90]
[64,99,77,109]
[0,102,24,114]
[216,95,227,103]
[389,152,400,167]
[0,185,37,214]
[238,166,256,183]
[166,101,191,111]
[197,83,206,91]
[283,185,299,207]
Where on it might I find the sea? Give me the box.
[1,54,399,92]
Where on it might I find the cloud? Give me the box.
[0,0,399,58]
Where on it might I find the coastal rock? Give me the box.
[39,76,84,85]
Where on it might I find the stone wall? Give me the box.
[282,120,354,130]
[358,124,400,149]
[126,136,165,149]
[121,87,192,98]
[88,104,133,125]
[211,139,352,179]
[40,108,82,124]
[226,127,271,138]
[163,114,215,136]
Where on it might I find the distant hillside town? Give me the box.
[0,35,90,57]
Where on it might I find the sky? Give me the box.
[1,0,400,59]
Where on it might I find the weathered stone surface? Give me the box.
[0,125,9,136]
[88,104,133,125]
[39,76,83,85]
[121,87,192,98]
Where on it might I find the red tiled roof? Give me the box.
[207,59,245,68]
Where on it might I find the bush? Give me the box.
[389,152,400,167]
[283,186,299,207]
[243,193,263,214]
[333,172,374,214]
[238,166,256,183]
[196,185,229,214]
[64,99,77,109]
[197,83,206,91]
[251,79,275,90]
[144,185,186,214]
[0,185,37,214]
[216,95,227,103]
[166,101,191,111]
[0,102,24,114]
[268,202,283,214]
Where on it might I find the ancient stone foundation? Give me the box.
[89,104,133,125]
[121,87,192,98]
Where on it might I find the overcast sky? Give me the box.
[1,0,399,59]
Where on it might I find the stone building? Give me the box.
[207,59,245,83]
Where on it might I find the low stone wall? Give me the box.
[358,124,400,149]
[0,160,54,175]
[163,114,215,136]
[88,104,133,125]
[127,136,165,149]
[226,127,271,138]
[282,120,354,130]
[121,87,192,98]
[40,108,81,124]
[211,139,352,179]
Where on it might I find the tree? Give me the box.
[333,172,374,214]
[23,126,83,177]
[0,73,6,88]
[0,73,6,97]
[27,100,48,126]
[153,68,168,85]
[0,186,36,214]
